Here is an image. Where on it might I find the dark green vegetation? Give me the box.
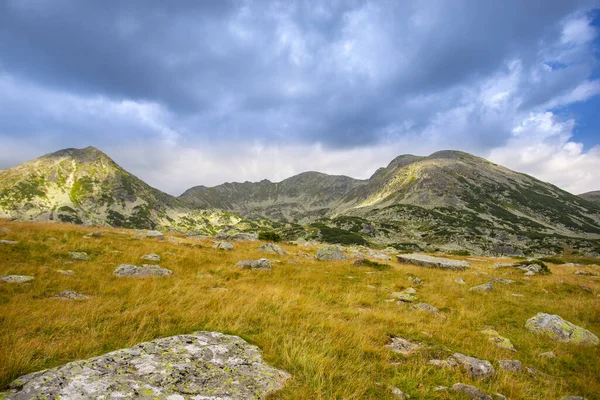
[258,230,282,242]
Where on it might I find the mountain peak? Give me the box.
[43,146,110,163]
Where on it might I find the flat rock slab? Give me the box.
[69,252,89,261]
[0,275,34,283]
[525,313,599,345]
[2,331,290,399]
[397,254,470,270]
[141,254,161,262]
[113,264,173,278]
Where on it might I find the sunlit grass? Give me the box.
[0,220,599,399]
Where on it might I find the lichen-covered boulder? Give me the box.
[0,275,34,283]
[113,264,173,278]
[316,245,347,261]
[1,331,290,399]
[453,353,495,379]
[480,329,516,351]
[213,241,234,250]
[525,313,599,345]
[258,243,287,255]
[236,259,272,270]
[397,254,470,270]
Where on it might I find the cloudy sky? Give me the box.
[1,0,599,195]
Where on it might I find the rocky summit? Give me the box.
[1,331,290,399]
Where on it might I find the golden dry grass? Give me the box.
[0,220,599,399]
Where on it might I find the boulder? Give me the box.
[498,359,522,372]
[51,290,92,300]
[452,383,492,400]
[113,264,173,278]
[258,243,287,255]
[69,252,89,261]
[470,283,493,292]
[386,336,422,355]
[525,313,599,345]
[480,329,516,351]
[213,241,234,251]
[316,245,347,261]
[236,259,272,270]
[1,331,289,399]
[397,254,470,270]
[453,353,495,379]
[141,254,161,262]
[0,275,34,283]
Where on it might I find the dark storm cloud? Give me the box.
[0,0,598,155]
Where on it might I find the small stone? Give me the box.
[296,251,314,259]
[141,253,161,262]
[386,336,422,355]
[69,252,89,261]
[403,287,417,294]
[236,259,272,270]
[51,290,92,300]
[392,292,416,303]
[498,359,523,372]
[434,386,448,391]
[539,351,556,359]
[511,294,525,297]
[0,239,18,245]
[56,269,75,276]
[525,366,540,377]
[258,243,287,255]
[470,282,493,292]
[574,270,596,276]
[453,353,495,379]
[480,329,517,351]
[525,312,599,345]
[489,278,514,284]
[83,232,102,238]
[409,276,422,284]
[493,394,507,400]
[0,275,34,283]
[456,277,466,285]
[140,230,165,239]
[113,264,173,277]
[581,285,593,293]
[452,383,492,400]
[560,397,588,400]
[428,357,458,369]
[390,386,410,399]
[213,241,234,250]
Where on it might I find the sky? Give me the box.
[0,0,599,196]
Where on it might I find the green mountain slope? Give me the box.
[579,190,600,204]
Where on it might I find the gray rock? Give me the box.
[397,253,470,270]
[316,245,347,261]
[525,313,599,345]
[56,269,75,276]
[493,263,514,269]
[470,282,493,292]
[452,383,492,400]
[560,397,588,400]
[409,303,443,317]
[453,353,495,379]
[217,229,259,242]
[258,243,287,255]
[113,264,173,278]
[493,394,507,400]
[390,386,410,399]
[386,336,422,355]
[489,278,514,284]
[2,331,289,399]
[0,275,34,283]
[51,290,92,300]
[141,253,161,262]
[428,357,458,369]
[140,230,165,239]
[83,232,102,238]
[574,270,596,276]
[237,258,272,270]
[539,351,556,359]
[213,241,234,250]
[456,277,466,284]
[498,359,523,372]
[0,239,18,245]
[409,276,422,284]
[69,252,89,261]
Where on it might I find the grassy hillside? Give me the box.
[1,220,599,399]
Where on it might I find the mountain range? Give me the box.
[1,147,599,256]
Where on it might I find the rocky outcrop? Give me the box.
[397,254,470,270]
[525,313,599,345]
[113,264,173,278]
[2,331,290,399]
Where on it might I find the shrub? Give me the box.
[539,256,566,264]
[354,259,391,271]
[258,231,282,242]
[448,250,470,256]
